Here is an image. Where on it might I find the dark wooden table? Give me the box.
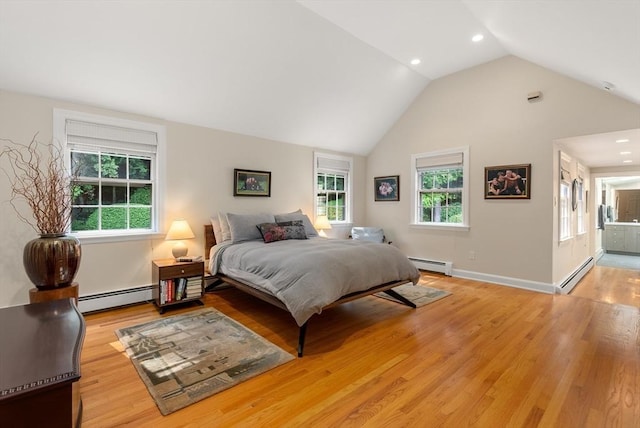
[0,298,85,428]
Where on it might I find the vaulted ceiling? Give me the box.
[1,1,638,160]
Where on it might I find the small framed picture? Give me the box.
[485,164,531,199]
[374,175,400,201]
[234,168,271,197]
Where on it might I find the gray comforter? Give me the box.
[209,238,420,326]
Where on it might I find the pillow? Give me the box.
[257,222,308,243]
[274,209,318,237]
[226,212,276,243]
[218,212,231,242]
[211,215,223,244]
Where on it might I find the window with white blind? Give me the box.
[411,147,469,229]
[314,152,352,223]
[53,109,165,240]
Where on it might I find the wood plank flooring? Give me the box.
[79,268,640,427]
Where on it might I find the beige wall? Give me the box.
[366,56,640,287]
[0,90,365,307]
[2,55,639,307]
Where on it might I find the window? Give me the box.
[411,147,469,229]
[576,163,586,235]
[314,153,352,223]
[559,152,572,241]
[54,109,165,240]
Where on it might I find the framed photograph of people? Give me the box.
[374,175,400,201]
[233,168,271,197]
[484,164,531,199]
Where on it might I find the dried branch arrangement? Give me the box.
[0,134,75,235]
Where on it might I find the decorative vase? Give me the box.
[23,233,81,289]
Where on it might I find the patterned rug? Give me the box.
[375,283,452,307]
[115,308,294,415]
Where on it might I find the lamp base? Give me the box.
[172,241,188,258]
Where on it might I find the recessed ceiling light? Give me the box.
[623,160,633,163]
[472,34,484,42]
[620,151,632,155]
[410,58,421,65]
[616,139,629,143]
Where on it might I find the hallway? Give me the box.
[570,261,640,308]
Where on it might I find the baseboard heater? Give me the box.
[408,257,452,276]
[78,285,153,313]
[558,256,594,294]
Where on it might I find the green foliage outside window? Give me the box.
[317,172,346,221]
[419,167,463,223]
[70,151,152,232]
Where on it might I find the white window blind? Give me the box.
[66,119,158,155]
[316,156,351,173]
[416,152,463,170]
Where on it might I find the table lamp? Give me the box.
[165,219,195,258]
[314,215,332,238]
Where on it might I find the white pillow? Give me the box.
[274,209,318,237]
[210,215,223,244]
[226,212,276,243]
[218,212,231,242]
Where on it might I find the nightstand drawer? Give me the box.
[160,263,203,279]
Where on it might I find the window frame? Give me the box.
[576,163,586,235]
[559,151,573,242]
[53,109,166,243]
[410,147,469,231]
[313,152,353,224]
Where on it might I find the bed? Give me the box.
[205,211,421,356]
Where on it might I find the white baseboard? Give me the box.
[452,269,556,294]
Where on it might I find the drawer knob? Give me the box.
[181,269,185,274]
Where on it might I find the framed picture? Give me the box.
[484,164,531,199]
[233,168,271,197]
[374,175,400,201]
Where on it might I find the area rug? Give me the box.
[115,308,294,415]
[597,253,640,270]
[375,283,452,307]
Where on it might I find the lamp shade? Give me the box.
[314,215,332,238]
[314,215,332,232]
[165,219,195,241]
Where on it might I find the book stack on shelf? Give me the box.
[185,277,202,299]
[159,277,202,304]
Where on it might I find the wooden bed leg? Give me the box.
[298,322,308,357]
[383,289,417,308]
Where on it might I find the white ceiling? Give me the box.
[557,128,640,169]
[0,1,638,162]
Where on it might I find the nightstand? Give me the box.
[152,259,204,313]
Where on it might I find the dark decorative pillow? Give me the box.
[256,222,308,243]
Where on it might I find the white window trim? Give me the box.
[313,152,353,224]
[558,151,573,243]
[53,109,166,243]
[410,146,470,231]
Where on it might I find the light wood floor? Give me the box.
[79,267,640,427]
